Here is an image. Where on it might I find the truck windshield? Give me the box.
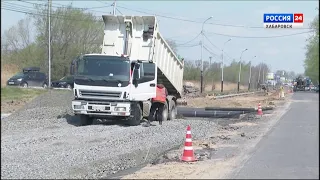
[76,55,130,82]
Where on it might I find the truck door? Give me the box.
[131,62,157,101]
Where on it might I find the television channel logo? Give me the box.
[263,13,304,29]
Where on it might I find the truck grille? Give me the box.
[79,90,122,99]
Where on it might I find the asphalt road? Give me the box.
[233,92,319,179]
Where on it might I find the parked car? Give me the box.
[316,85,319,93]
[51,76,74,89]
[7,67,48,88]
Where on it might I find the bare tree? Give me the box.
[166,39,178,55]
[3,17,33,52]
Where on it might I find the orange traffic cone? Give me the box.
[257,103,263,115]
[181,125,196,162]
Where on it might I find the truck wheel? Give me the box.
[127,103,142,126]
[155,102,168,122]
[162,102,169,121]
[168,99,177,120]
[79,115,93,126]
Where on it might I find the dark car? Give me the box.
[316,85,319,93]
[7,67,48,88]
[51,76,74,89]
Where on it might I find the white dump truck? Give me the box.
[70,15,184,126]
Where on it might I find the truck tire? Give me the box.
[155,102,168,122]
[127,103,142,126]
[163,102,169,121]
[79,115,93,126]
[168,99,177,120]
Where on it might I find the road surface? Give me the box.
[232,92,319,179]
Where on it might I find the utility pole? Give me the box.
[48,0,51,88]
[200,16,213,93]
[238,48,248,92]
[112,0,116,15]
[262,67,265,83]
[200,37,204,93]
[221,38,232,93]
[248,55,256,91]
[248,61,252,91]
[209,56,214,91]
[257,63,262,89]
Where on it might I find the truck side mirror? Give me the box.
[132,69,140,87]
[133,69,140,79]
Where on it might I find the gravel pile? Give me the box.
[1,90,219,179]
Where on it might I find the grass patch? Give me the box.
[1,87,47,102]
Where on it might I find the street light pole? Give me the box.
[200,16,213,93]
[262,67,265,83]
[248,55,256,90]
[238,48,248,92]
[48,0,52,88]
[112,0,117,15]
[257,62,262,89]
[221,38,232,92]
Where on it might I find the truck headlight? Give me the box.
[114,107,126,111]
[74,105,85,109]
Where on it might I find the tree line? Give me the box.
[304,14,319,84]
[1,5,103,81]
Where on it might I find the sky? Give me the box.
[1,0,319,74]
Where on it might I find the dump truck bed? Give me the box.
[101,15,184,98]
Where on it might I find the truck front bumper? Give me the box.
[72,100,131,117]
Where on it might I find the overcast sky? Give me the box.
[2,1,318,74]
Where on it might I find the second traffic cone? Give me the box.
[181,125,196,162]
[257,103,263,115]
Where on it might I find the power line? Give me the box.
[17,0,112,13]
[116,5,313,30]
[205,30,313,39]
[203,33,221,51]
[5,1,313,31]
[3,4,315,40]
[2,7,103,22]
[116,8,123,15]
[203,45,218,57]
[202,33,236,62]
[176,33,201,46]
[19,0,112,10]
[177,43,200,48]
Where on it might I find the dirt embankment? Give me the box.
[184,81,246,92]
[1,64,19,87]
[186,91,282,108]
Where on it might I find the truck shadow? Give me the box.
[59,113,148,127]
